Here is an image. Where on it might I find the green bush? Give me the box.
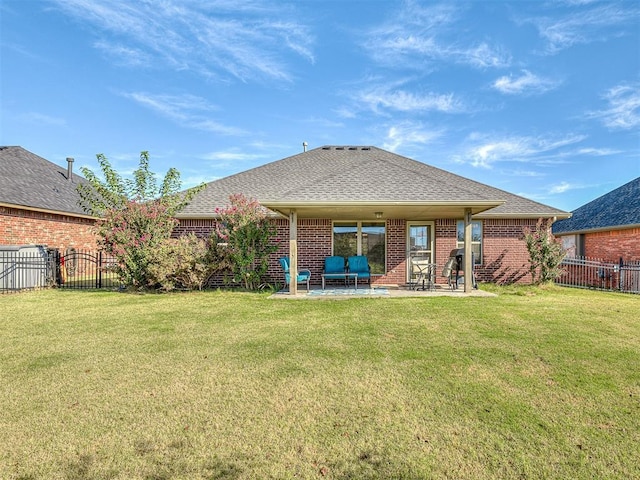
[215,194,278,290]
[148,234,229,291]
[523,218,565,284]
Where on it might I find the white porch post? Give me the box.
[463,208,473,292]
[289,210,298,295]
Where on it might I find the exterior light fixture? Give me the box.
[375,212,383,219]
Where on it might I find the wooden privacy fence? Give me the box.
[555,256,640,294]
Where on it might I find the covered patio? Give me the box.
[267,202,501,296]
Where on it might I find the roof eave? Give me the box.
[554,222,640,236]
[476,212,572,220]
[0,201,98,220]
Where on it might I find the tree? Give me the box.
[523,218,566,284]
[77,151,202,216]
[77,152,205,289]
[215,194,278,290]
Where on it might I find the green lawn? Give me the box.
[1,286,638,479]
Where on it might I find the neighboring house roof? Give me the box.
[0,146,91,217]
[178,145,569,220]
[553,177,640,235]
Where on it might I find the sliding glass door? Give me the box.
[333,221,386,274]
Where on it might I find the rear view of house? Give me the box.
[176,145,570,290]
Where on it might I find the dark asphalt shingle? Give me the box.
[179,145,568,218]
[0,146,89,216]
[553,177,640,234]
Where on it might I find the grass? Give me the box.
[0,286,638,479]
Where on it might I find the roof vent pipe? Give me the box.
[66,157,74,181]
[302,141,308,152]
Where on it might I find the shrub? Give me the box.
[215,194,278,290]
[148,234,230,291]
[523,218,566,284]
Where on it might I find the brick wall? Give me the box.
[377,219,406,285]
[480,218,536,284]
[435,219,457,282]
[267,218,332,286]
[0,206,97,251]
[584,227,640,262]
[175,215,539,287]
[172,218,217,238]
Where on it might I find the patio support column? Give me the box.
[289,210,298,295]
[463,208,473,292]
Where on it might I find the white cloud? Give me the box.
[94,40,151,67]
[121,92,245,135]
[588,83,640,130]
[492,70,560,95]
[383,122,443,152]
[200,150,267,162]
[549,181,573,194]
[529,3,638,54]
[574,147,621,156]
[457,133,587,168]
[354,82,464,115]
[50,0,314,82]
[363,3,510,70]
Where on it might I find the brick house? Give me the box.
[0,146,98,252]
[552,177,640,262]
[176,145,570,291]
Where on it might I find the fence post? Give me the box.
[98,251,103,289]
[54,249,62,286]
[618,257,622,291]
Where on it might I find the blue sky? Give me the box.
[1,0,638,211]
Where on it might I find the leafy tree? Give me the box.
[215,194,278,290]
[77,151,203,216]
[77,151,205,290]
[523,218,566,284]
[97,200,177,288]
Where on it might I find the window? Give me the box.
[333,221,386,274]
[456,220,482,265]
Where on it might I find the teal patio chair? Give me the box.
[279,257,311,291]
[322,256,348,289]
[347,255,371,286]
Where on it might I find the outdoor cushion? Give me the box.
[347,255,371,284]
[279,257,311,290]
[323,256,347,277]
[322,255,348,287]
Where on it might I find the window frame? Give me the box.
[332,220,386,275]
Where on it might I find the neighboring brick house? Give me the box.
[0,146,98,251]
[176,145,570,291]
[552,177,640,262]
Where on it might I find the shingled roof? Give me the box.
[552,177,640,235]
[0,146,91,217]
[179,146,568,220]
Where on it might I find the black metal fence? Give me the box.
[0,246,55,292]
[555,256,640,294]
[1,248,119,293]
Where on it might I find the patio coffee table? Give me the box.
[321,273,358,290]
